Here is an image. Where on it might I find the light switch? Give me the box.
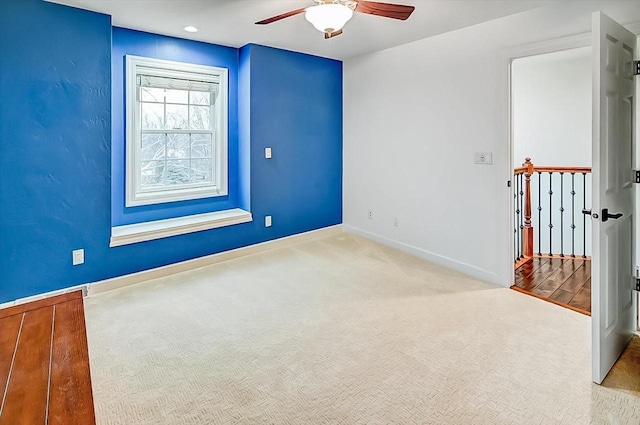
[265,147,272,159]
[474,152,493,165]
[265,215,272,227]
[72,249,84,266]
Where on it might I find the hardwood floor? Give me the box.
[602,335,640,397]
[0,291,95,425]
[512,257,591,315]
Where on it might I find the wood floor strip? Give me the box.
[559,264,591,295]
[549,289,575,304]
[545,259,584,285]
[512,259,591,316]
[0,314,23,411]
[0,314,24,417]
[569,287,591,312]
[48,299,96,425]
[517,258,562,292]
[510,285,591,316]
[514,258,549,289]
[0,292,82,320]
[45,305,56,425]
[531,275,566,298]
[0,307,54,425]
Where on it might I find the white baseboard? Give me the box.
[0,284,88,311]
[88,224,344,296]
[0,225,343,309]
[1,223,501,309]
[343,225,499,285]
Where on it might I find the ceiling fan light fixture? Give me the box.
[304,3,353,34]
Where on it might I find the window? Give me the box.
[125,55,228,207]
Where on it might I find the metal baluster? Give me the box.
[582,172,587,258]
[559,172,564,257]
[517,175,520,260]
[515,175,520,260]
[519,173,524,258]
[548,172,553,256]
[537,171,542,256]
[570,173,576,258]
[513,174,520,263]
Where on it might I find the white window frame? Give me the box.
[125,55,229,207]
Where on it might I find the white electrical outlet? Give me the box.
[265,215,272,227]
[72,249,84,266]
[265,147,272,159]
[393,217,399,227]
[474,152,493,165]
[368,210,373,220]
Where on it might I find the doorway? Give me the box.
[503,12,639,385]
[510,47,593,315]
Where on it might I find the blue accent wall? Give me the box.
[241,44,343,233]
[0,0,342,304]
[112,28,240,225]
[0,0,112,302]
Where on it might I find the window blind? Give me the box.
[137,75,219,95]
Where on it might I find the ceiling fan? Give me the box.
[255,0,415,39]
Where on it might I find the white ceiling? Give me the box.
[48,0,551,60]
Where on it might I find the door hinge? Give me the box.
[636,279,640,292]
[507,180,511,188]
[634,170,640,183]
[635,60,640,76]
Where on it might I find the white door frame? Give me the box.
[500,33,590,287]
[500,22,640,289]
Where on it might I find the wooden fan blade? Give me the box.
[255,7,306,25]
[324,29,343,39]
[354,1,415,20]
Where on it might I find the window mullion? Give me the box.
[188,91,192,184]
[211,99,217,186]
[142,129,211,135]
[189,133,193,184]
[163,133,168,186]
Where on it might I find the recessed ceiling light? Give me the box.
[183,26,199,33]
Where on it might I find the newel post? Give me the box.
[522,158,534,258]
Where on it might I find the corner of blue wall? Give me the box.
[238,44,252,212]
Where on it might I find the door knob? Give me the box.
[602,208,623,222]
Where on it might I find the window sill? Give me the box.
[110,208,252,247]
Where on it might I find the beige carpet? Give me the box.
[85,232,640,424]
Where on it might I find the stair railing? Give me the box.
[514,157,592,266]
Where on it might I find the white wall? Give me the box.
[512,47,592,168]
[343,1,640,286]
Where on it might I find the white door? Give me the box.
[591,11,637,384]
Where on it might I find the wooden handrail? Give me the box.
[532,166,591,174]
[514,165,591,175]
